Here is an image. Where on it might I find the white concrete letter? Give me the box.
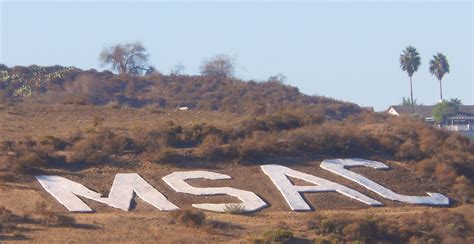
[320,158,449,205]
[162,170,267,212]
[261,164,382,211]
[36,174,179,212]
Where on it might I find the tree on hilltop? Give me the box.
[200,54,235,79]
[99,42,154,76]
[400,45,421,114]
[429,53,450,101]
[400,97,419,106]
[432,100,460,124]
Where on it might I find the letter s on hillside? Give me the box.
[162,170,267,212]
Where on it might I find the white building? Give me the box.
[386,105,474,137]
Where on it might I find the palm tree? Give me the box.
[400,46,421,114]
[429,53,450,101]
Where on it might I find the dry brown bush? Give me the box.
[35,201,75,227]
[284,123,373,156]
[133,129,163,153]
[416,158,437,176]
[39,135,69,150]
[260,228,294,243]
[452,176,473,203]
[195,134,225,160]
[150,147,182,164]
[61,94,88,105]
[62,73,122,105]
[181,123,223,147]
[171,209,206,228]
[0,207,20,233]
[134,122,223,151]
[92,116,105,127]
[307,210,470,243]
[69,128,138,165]
[236,132,282,163]
[155,121,183,147]
[395,139,425,161]
[9,146,65,175]
[434,163,458,185]
[69,138,108,165]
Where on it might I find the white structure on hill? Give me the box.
[387,105,474,137]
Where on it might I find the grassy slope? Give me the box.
[0,66,473,242]
[0,103,473,242]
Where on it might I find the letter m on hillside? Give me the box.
[36,174,179,212]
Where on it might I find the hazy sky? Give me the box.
[1,1,472,111]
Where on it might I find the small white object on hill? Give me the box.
[177,106,189,111]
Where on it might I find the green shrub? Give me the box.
[223,204,245,215]
[432,100,459,123]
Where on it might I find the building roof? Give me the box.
[459,106,474,114]
[387,105,474,119]
[388,105,434,118]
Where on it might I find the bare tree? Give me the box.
[99,42,153,75]
[267,73,287,84]
[169,63,185,76]
[200,54,235,79]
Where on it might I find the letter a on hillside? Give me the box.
[260,164,383,211]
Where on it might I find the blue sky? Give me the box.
[1,1,472,111]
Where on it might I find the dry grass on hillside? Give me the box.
[0,72,473,243]
[2,104,472,203]
[0,104,473,242]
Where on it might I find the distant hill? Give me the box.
[0,65,360,119]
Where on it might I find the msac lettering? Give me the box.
[36,158,450,213]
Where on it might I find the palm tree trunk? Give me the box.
[410,76,414,114]
[439,79,443,101]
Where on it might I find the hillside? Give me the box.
[0,65,360,117]
[0,65,473,242]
